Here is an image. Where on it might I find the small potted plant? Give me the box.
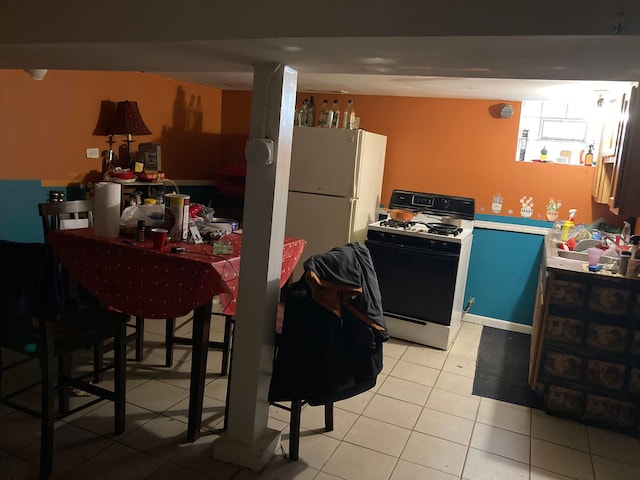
[546,198,562,221]
[520,196,534,218]
[491,193,503,214]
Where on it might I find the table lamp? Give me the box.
[108,100,152,169]
[92,100,118,173]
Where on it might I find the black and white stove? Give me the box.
[365,190,475,350]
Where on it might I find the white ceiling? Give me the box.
[155,70,633,103]
[1,4,639,103]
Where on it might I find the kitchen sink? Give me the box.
[556,249,618,264]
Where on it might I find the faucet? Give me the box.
[600,233,618,248]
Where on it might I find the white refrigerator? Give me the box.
[286,126,387,280]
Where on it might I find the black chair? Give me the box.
[0,240,128,480]
[38,200,176,373]
[164,313,234,374]
[223,299,334,461]
[267,243,387,460]
[271,297,334,461]
[38,199,94,235]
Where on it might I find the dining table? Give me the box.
[47,227,306,441]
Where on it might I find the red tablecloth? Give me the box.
[47,229,305,319]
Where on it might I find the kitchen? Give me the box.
[3,2,640,477]
[2,68,640,478]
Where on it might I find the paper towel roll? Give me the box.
[94,182,122,238]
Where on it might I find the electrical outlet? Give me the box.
[86,147,100,159]
[464,296,475,312]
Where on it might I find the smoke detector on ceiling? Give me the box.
[24,69,48,80]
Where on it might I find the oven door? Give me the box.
[365,239,459,326]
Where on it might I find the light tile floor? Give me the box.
[2,319,640,479]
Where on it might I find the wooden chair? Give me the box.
[38,200,170,375]
[39,200,225,374]
[223,301,334,461]
[0,240,128,480]
[164,313,233,373]
[39,199,94,235]
[268,298,334,461]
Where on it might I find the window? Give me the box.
[515,100,604,165]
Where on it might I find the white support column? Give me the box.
[212,63,297,470]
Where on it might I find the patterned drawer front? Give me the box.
[546,315,584,345]
[543,351,583,381]
[549,280,585,308]
[585,359,626,390]
[632,331,640,356]
[589,287,629,316]
[586,323,628,353]
[546,385,584,418]
[584,394,637,429]
[630,369,640,394]
[633,294,640,319]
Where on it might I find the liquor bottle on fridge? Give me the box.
[331,99,340,128]
[342,99,356,130]
[306,95,316,127]
[295,99,308,126]
[286,127,387,280]
[318,99,333,128]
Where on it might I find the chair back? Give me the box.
[38,200,94,236]
[0,240,64,332]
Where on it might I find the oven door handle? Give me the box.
[365,239,460,258]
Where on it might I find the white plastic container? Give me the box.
[165,193,190,241]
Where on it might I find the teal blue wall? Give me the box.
[0,180,53,242]
[0,180,217,243]
[464,214,548,326]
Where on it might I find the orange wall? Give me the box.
[221,90,253,165]
[0,70,620,228]
[0,69,223,184]
[220,91,620,226]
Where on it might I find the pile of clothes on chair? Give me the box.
[269,242,388,406]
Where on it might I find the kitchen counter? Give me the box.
[530,233,640,436]
[544,233,635,283]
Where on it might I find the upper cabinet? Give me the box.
[608,86,640,217]
[592,86,640,217]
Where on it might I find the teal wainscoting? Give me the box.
[0,180,218,243]
[464,214,550,326]
[0,180,53,242]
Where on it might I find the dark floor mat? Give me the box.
[472,326,544,409]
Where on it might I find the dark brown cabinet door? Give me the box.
[610,86,640,216]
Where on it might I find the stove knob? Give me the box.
[442,198,451,210]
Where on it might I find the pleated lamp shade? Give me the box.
[108,101,152,136]
[92,100,118,137]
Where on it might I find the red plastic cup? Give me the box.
[151,228,168,251]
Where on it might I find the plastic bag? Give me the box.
[119,204,166,236]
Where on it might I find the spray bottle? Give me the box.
[626,235,640,278]
[561,209,577,242]
[621,221,631,245]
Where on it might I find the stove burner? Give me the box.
[426,222,462,236]
[379,219,463,237]
[380,219,410,229]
